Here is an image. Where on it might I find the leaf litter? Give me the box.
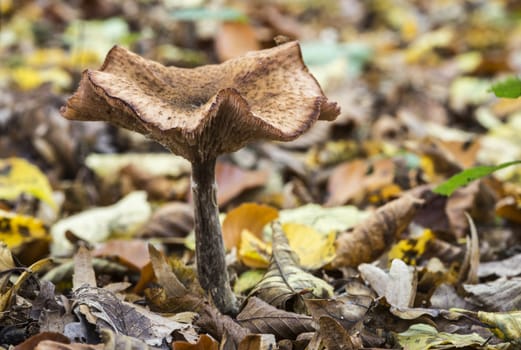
[2,0,521,349]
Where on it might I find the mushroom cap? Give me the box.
[61,42,340,162]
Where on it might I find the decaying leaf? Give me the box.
[72,246,96,290]
[332,195,423,268]
[478,310,521,344]
[359,259,439,319]
[215,162,269,206]
[137,201,194,239]
[304,294,372,331]
[396,323,492,350]
[458,212,480,285]
[51,191,151,256]
[0,209,50,257]
[478,253,521,278]
[148,244,187,298]
[0,256,52,315]
[0,157,57,210]
[237,297,315,340]
[73,285,197,346]
[250,221,334,311]
[464,277,521,312]
[306,316,355,350]
[237,333,277,350]
[388,228,435,266]
[92,239,150,270]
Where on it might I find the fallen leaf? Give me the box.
[222,202,278,250]
[478,253,521,278]
[215,162,268,206]
[237,333,276,350]
[172,334,219,350]
[72,246,96,290]
[73,285,197,346]
[85,153,191,180]
[137,201,194,239]
[250,221,334,311]
[12,332,70,350]
[51,191,151,256]
[307,316,355,350]
[234,270,265,295]
[332,195,423,268]
[237,297,315,340]
[0,157,57,210]
[304,294,372,331]
[464,277,521,312]
[326,159,368,206]
[238,229,271,268]
[92,239,150,270]
[397,323,489,350]
[283,222,336,270]
[215,21,260,62]
[478,310,521,345]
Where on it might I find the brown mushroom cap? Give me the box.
[61,42,340,162]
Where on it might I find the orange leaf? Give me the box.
[172,334,219,350]
[222,203,278,250]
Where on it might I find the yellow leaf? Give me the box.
[11,66,43,90]
[238,229,271,268]
[388,229,435,266]
[0,210,49,250]
[283,223,336,270]
[478,310,521,344]
[27,48,68,67]
[0,158,57,210]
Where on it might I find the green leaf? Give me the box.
[433,161,521,196]
[490,77,521,98]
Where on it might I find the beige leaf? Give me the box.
[250,221,334,310]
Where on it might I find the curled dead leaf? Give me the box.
[332,195,423,268]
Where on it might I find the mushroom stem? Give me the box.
[191,157,238,315]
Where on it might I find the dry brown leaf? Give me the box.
[237,334,277,350]
[304,294,372,331]
[137,201,194,239]
[13,332,70,350]
[148,244,187,298]
[172,334,219,350]
[326,159,368,206]
[35,341,103,350]
[73,285,197,346]
[458,213,480,285]
[237,297,315,339]
[92,239,150,270]
[100,328,154,350]
[307,316,355,350]
[72,246,96,291]
[215,162,268,207]
[464,277,521,312]
[222,203,278,250]
[445,181,496,239]
[215,22,261,62]
[331,195,423,268]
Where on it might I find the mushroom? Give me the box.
[61,41,340,315]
